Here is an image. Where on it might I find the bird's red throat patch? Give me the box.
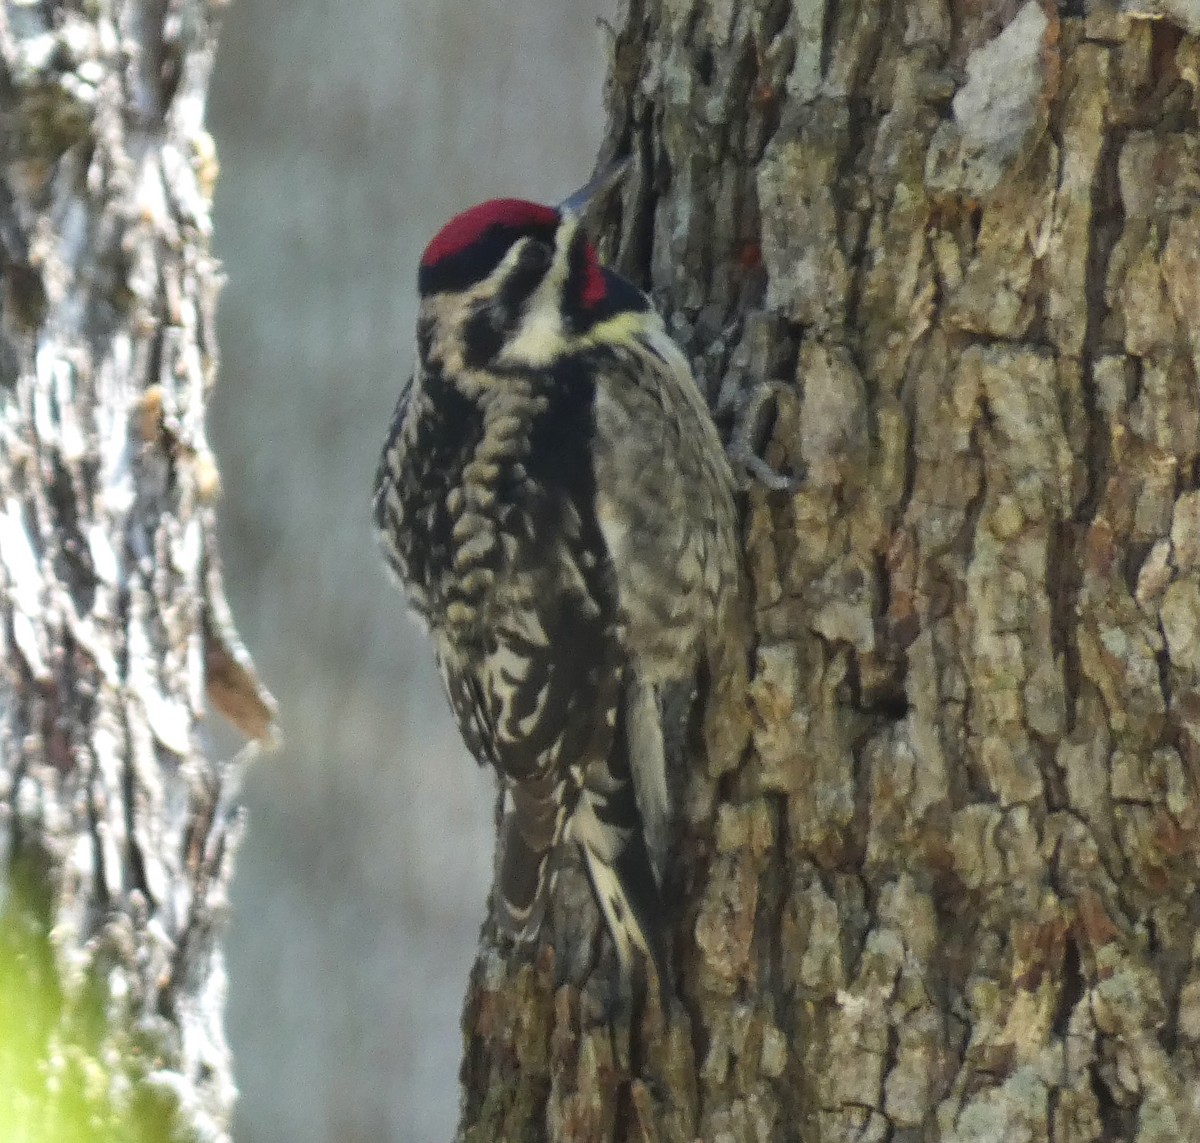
[579,242,607,309]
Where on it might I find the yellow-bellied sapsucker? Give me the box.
[372,164,741,995]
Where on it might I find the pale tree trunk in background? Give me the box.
[0,3,270,1140]
[459,2,1200,1140]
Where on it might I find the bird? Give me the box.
[372,161,741,997]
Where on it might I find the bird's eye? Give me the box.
[518,240,553,273]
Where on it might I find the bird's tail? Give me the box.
[495,775,563,941]
[574,738,673,1003]
[493,684,673,1002]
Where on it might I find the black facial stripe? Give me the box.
[459,240,554,367]
[419,221,558,297]
[498,240,554,312]
[463,307,505,368]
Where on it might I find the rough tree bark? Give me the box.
[0,3,271,1140]
[459,2,1200,1141]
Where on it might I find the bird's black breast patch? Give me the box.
[527,363,596,487]
[524,357,615,610]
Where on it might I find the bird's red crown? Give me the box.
[420,199,559,269]
[418,196,611,313]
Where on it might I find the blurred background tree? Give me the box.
[0,1,273,1138]
[207,3,611,1141]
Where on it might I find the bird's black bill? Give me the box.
[558,157,632,218]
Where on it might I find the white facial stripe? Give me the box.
[484,235,538,293]
[497,216,579,367]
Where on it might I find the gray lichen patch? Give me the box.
[926,2,1056,200]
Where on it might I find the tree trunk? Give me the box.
[0,3,271,1140]
[458,2,1200,1141]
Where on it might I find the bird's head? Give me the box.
[415,162,650,371]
